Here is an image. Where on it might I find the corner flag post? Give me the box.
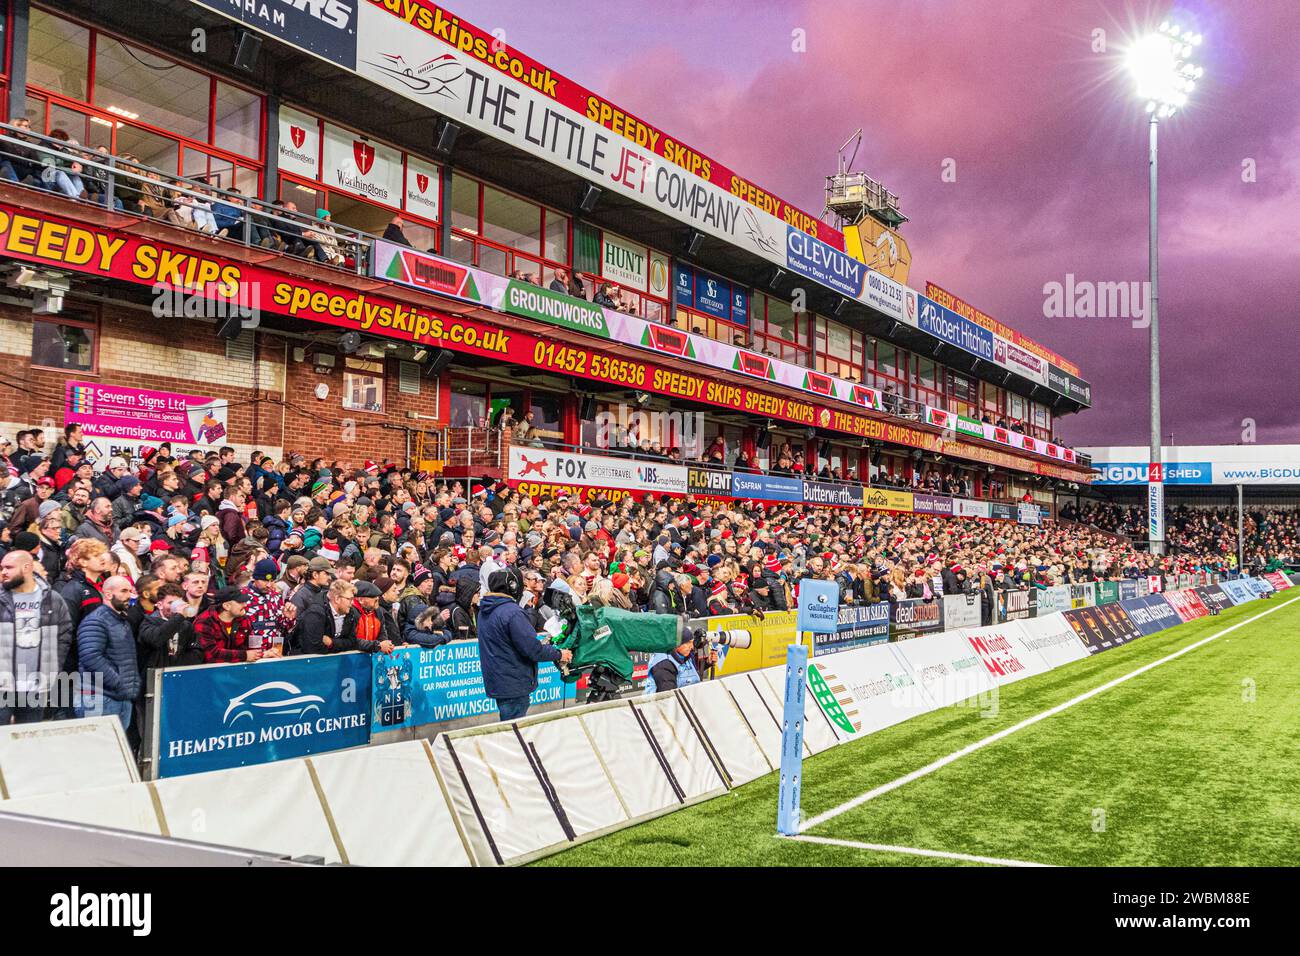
[777,641,809,835]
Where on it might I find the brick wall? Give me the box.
[0,299,453,467]
[281,346,443,468]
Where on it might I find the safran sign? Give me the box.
[155,653,372,778]
[190,0,358,69]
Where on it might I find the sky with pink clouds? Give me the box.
[448,0,1300,448]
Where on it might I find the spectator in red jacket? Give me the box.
[194,587,261,664]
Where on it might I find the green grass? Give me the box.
[535,593,1300,866]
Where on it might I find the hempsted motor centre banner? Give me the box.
[155,654,372,778]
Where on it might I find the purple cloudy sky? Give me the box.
[453,0,1299,447]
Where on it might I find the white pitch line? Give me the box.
[784,833,1051,867]
[799,592,1300,834]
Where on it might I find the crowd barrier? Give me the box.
[142,572,1227,779]
[5,576,1290,865]
[0,717,138,801]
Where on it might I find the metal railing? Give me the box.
[0,122,379,275]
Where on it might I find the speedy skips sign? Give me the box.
[156,654,371,777]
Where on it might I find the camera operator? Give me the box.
[644,629,716,694]
[478,568,571,721]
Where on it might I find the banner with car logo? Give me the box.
[154,654,372,778]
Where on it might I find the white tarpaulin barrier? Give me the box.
[962,621,1047,685]
[753,666,838,755]
[1017,614,1091,669]
[718,672,784,765]
[517,714,630,840]
[577,703,684,822]
[676,679,772,787]
[891,632,998,708]
[429,728,567,866]
[152,760,342,863]
[0,780,162,837]
[0,716,138,801]
[308,741,472,867]
[631,695,727,801]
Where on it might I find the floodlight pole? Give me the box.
[1147,114,1165,556]
[1237,483,1244,573]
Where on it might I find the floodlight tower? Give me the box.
[1125,21,1203,555]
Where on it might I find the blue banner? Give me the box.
[917,295,994,361]
[673,263,694,308]
[796,578,841,634]
[733,472,803,502]
[1220,579,1256,604]
[157,654,372,778]
[814,603,890,655]
[785,228,867,299]
[1091,462,1213,485]
[372,642,575,730]
[1118,579,1141,601]
[1244,576,1274,596]
[1118,596,1180,636]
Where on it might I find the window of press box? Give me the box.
[25,8,89,101]
[32,313,97,373]
[26,8,263,162]
[449,378,488,429]
[342,358,384,414]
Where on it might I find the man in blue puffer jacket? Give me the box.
[477,569,570,721]
[75,575,140,731]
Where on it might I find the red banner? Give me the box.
[0,202,1085,481]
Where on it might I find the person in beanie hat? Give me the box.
[240,557,294,655]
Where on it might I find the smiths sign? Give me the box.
[191,0,358,69]
[687,468,732,496]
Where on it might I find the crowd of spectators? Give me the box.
[1063,501,1297,571]
[1,419,1277,736]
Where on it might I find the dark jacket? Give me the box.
[296,600,382,655]
[476,593,562,700]
[649,570,683,616]
[137,607,203,675]
[77,604,140,701]
[449,576,479,641]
